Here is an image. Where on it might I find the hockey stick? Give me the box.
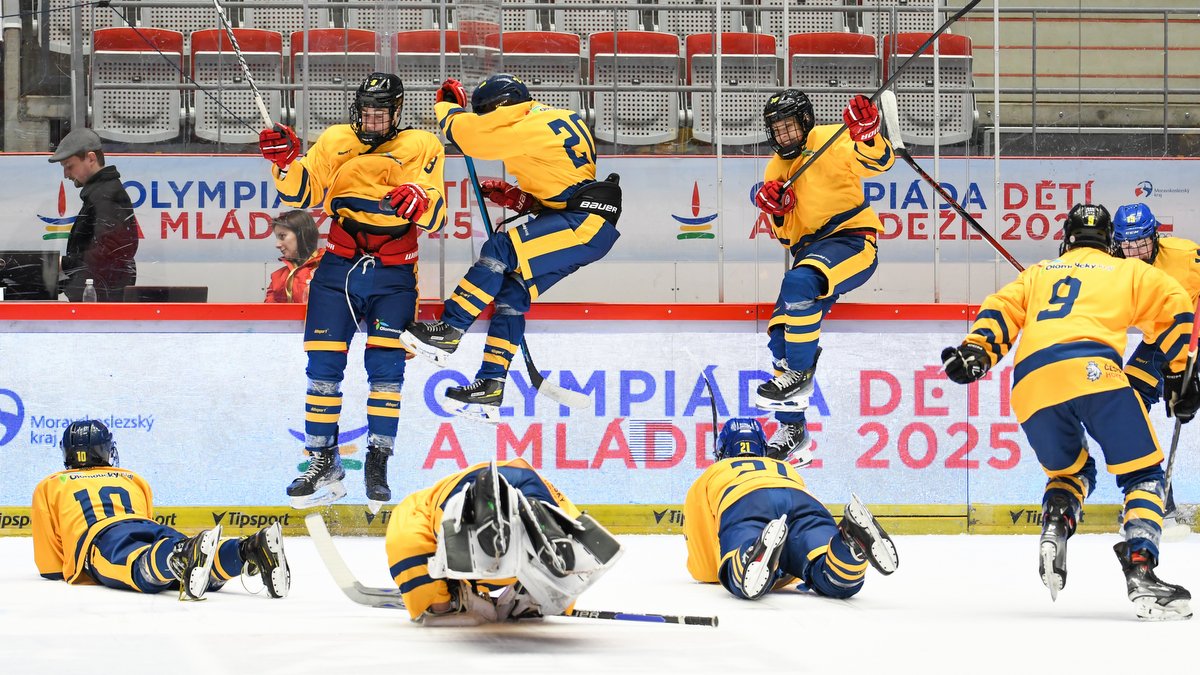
[461,155,591,410]
[780,0,981,191]
[304,513,406,609]
[212,0,273,128]
[878,90,1024,272]
[1163,294,1200,523]
[702,369,719,453]
[306,513,718,625]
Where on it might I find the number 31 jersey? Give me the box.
[962,246,1194,421]
[31,467,154,583]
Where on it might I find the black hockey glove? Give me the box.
[941,344,991,385]
[1163,368,1200,424]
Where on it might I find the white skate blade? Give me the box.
[1134,597,1193,621]
[754,393,810,413]
[847,494,898,575]
[289,481,348,510]
[742,516,788,599]
[451,402,501,424]
[1040,541,1063,602]
[400,330,451,367]
[366,499,386,515]
[182,526,221,601]
[261,521,290,599]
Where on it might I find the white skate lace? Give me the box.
[773,369,806,389]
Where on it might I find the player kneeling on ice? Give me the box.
[683,417,898,601]
[32,420,290,601]
[941,204,1196,621]
[385,458,622,625]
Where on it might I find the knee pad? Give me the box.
[306,352,348,383]
[478,255,510,275]
[494,302,523,317]
[428,462,523,580]
[364,347,406,382]
[307,379,341,396]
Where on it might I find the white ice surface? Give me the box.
[1,533,1197,674]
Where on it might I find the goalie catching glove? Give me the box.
[1163,368,1200,423]
[941,344,991,384]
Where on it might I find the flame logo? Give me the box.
[37,182,76,239]
[671,182,717,239]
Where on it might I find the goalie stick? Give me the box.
[780,0,982,191]
[460,154,591,410]
[305,513,719,626]
[878,89,1024,272]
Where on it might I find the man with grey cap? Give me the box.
[49,128,138,301]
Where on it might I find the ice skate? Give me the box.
[765,422,813,468]
[731,515,788,600]
[168,526,221,601]
[446,378,504,424]
[1038,493,1077,601]
[401,320,464,367]
[286,448,347,509]
[839,493,899,575]
[239,521,290,598]
[755,348,821,412]
[364,446,392,515]
[1114,542,1193,621]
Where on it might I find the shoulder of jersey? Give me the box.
[1159,236,1199,252]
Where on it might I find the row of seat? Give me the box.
[91,28,974,147]
[48,0,948,55]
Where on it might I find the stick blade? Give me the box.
[879,89,904,150]
[537,379,592,409]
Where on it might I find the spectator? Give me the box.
[48,128,139,302]
[264,210,323,303]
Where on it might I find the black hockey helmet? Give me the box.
[1060,203,1114,256]
[471,74,532,115]
[764,89,816,160]
[61,420,117,469]
[351,72,404,145]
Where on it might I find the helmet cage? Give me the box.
[351,73,404,145]
[764,90,815,160]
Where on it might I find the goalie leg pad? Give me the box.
[428,462,523,580]
[515,495,624,615]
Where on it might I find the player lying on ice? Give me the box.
[683,417,899,600]
[32,420,290,600]
[384,458,623,625]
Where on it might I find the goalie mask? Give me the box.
[1060,203,1113,256]
[351,72,404,146]
[61,420,117,469]
[764,89,815,160]
[471,74,532,115]
[1112,202,1160,262]
[715,417,769,460]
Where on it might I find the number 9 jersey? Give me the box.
[962,246,1195,422]
[31,466,153,583]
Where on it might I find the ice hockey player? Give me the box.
[385,458,622,625]
[683,417,898,601]
[401,74,620,422]
[752,90,895,466]
[258,72,447,511]
[941,204,1196,621]
[32,420,289,600]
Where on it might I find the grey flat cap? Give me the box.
[48,128,103,162]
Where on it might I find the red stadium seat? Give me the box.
[290,29,379,141]
[685,33,778,145]
[588,32,682,145]
[484,32,584,115]
[91,28,185,143]
[882,32,975,145]
[190,29,284,143]
[788,32,879,126]
[394,31,462,135]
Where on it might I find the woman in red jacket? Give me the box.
[265,210,323,303]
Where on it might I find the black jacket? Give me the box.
[62,165,139,301]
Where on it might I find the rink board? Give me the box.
[0,313,1193,534]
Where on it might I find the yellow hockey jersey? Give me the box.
[764,125,894,255]
[384,458,580,619]
[31,466,154,583]
[962,246,1195,422]
[1152,237,1200,306]
[272,125,447,234]
[683,457,809,584]
[435,100,597,207]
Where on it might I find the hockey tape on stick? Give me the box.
[1163,293,1200,522]
[304,513,407,609]
[878,90,1024,272]
[564,608,719,627]
[780,0,981,191]
[212,0,273,128]
[461,154,591,410]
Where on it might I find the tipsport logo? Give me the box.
[672,181,717,240]
[0,389,25,447]
[292,424,369,472]
[37,182,76,240]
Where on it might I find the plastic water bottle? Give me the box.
[82,279,97,302]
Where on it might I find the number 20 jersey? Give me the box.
[962,246,1195,422]
[31,467,154,583]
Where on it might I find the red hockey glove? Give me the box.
[258,123,300,170]
[754,180,796,217]
[843,94,881,142]
[436,78,468,108]
[385,183,430,222]
[480,179,536,214]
